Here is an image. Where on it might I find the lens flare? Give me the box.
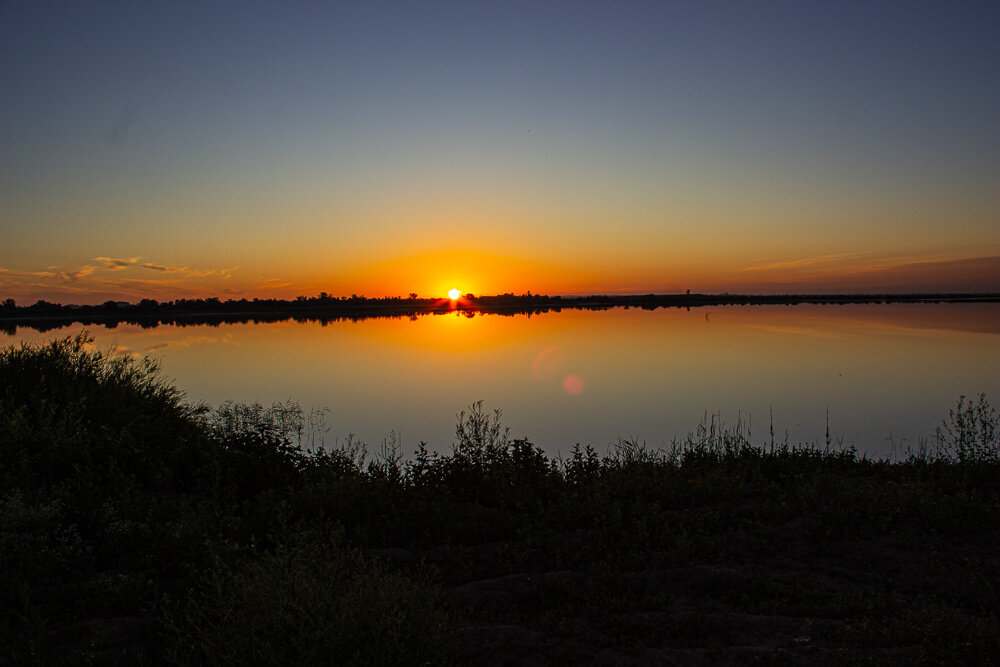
[531,345,565,380]
[562,374,585,395]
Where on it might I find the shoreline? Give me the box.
[3,335,999,663]
[3,292,999,333]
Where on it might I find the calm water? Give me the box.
[6,304,999,458]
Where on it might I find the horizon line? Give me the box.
[5,290,1000,311]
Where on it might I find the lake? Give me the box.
[5,303,999,459]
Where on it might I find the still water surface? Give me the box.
[7,304,999,459]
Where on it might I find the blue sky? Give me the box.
[3,1,998,302]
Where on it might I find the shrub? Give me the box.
[0,332,210,496]
[925,394,999,463]
[162,538,446,666]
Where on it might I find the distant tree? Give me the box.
[1,298,14,311]
[408,292,418,300]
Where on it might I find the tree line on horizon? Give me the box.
[0,291,559,317]
[2,291,998,335]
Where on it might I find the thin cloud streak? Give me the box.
[742,253,869,272]
[62,266,96,281]
[0,261,243,304]
[727,255,1000,294]
[141,263,237,279]
[0,264,96,282]
[142,263,182,273]
[95,256,140,271]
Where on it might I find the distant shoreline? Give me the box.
[2,292,999,333]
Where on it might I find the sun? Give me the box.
[447,288,462,300]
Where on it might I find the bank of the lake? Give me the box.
[2,334,999,664]
[7,303,1000,461]
[4,292,999,335]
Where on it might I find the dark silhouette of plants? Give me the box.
[162,537,445,665]
[6,291,996,334]
[932,393,999,462]
[453,400,510,467]
[3,334,1000,664]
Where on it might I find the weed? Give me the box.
[934,393,999,462]
[2,336,999,663]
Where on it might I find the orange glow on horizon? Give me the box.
[309,250,1000,301]
[3,248,998,306]
[332,250,597,300]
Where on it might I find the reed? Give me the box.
[2,335,998,664]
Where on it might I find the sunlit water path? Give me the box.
[6,304,999,459]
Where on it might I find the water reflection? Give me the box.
[5,304,999,458]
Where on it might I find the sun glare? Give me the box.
[448,288,461,299]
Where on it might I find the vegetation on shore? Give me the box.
[4,290,999,334]
[2,334,999,664]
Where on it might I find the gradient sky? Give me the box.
[3,1,998,303]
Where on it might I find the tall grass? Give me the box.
[932,393,999,462]
[2,334,998,664]
[161,537,447,666]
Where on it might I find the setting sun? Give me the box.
[448,288,461,300]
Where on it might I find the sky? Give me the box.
[2,0,999,304]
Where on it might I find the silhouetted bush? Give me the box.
[2,335,998,663]
[161,536,446,666]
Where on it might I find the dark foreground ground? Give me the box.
[2,334,998,665]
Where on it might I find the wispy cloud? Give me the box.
[0,266,41,278]
[142,262,182,273]
[61,265,96,281]
[0,264,96,282]
[742,253,863,272]
[95,256,139,271]
[255,279,294,290]
[141,262,237,279]
[730,254,1000,293]
[2,259,244,305]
